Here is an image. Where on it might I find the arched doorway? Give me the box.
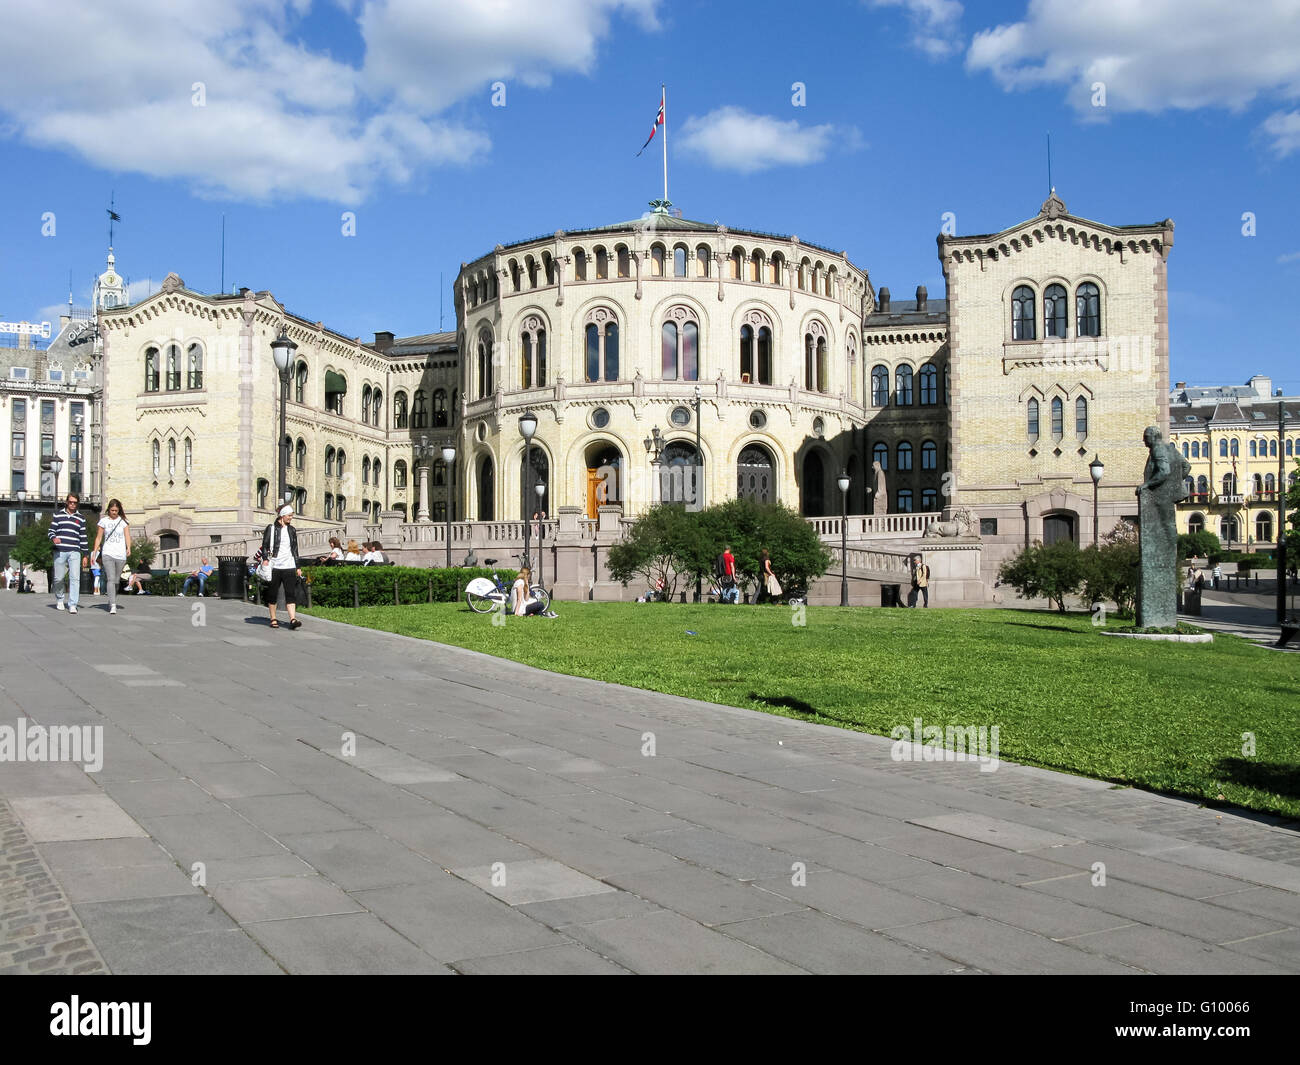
[801,451,826,516]
[1042,512,1076,545]
[584,442,622,519]
[477,455,494,520]
[158,530,180,551]
[660,441,701,508]
[520,448,549,519]
[737,443,774,504]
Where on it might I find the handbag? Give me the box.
[256,560,272,582]
[767,573,782,596]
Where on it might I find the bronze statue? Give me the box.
[1135,425,1192,627]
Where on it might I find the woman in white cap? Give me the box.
[260,503,303,629]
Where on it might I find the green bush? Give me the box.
[301,565,514,607]
[11,515,53,570]
[128,535,157,572]
[1178,530,1220,560]
[998,540,1086,613]
[1081,521,1139,618]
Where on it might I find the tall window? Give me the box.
[152,440,160,479]
[1257,513,1274,542]
[919,363,938,405]
[433,389,448,428]
[1191,440,1200,458]
[520,318,547,389]
[617,246,630,278]
[897,441,913,471]
[394,460,407,488]
[651,244,665,276]
[187,343,203,389]
[921,440,937,470]
[371,389,381,428]
[895,364,913,406]
[1027,397,1040,436]
[1051,397,1064,438]
[184,438,192,477]
[361,385,372,424]
[584,311,619,382]
[1230,438,1239,457]
[412,390,428,428]
[695,245,710,277]
[1196,475,1208,500]
[897,489,913,513]
[674,245,687,277]
[393,392,408,429]
[257,479,269,508]
[872,441,888,471]
[295,438,306,471]
[168,439,176,478]
[1222,473,1237,495]
[661,309,699,381]
[730,249,743,279]
[871,365,889,407]
[9,399,25,495]
[1219,439,1228,458]
[362,457,371,485]
[477,332,493,397]
[166,345,181,390]
[750,250,763,282]
[325,494,333,520]
[739,317,772,384]
[594,247,608,279]
[1075,396,1088,435]
[336,450,346,478]
[574,248,587,280]
[1076,282,1101,336]
[295,362,308,403]
[1012,285,1036,340]
[145,347,159,392]
[1044,284,1068,338]
[921,488,938,510]
[325,446,335,476]
[804,322,828,392]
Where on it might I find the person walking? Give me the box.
[261,504,303,630]
[755,548,780,604]
[910,553,931,608]
[90,498,132,615]
[48,493,89,614]
[1212,563,1223,590]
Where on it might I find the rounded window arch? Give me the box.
[803,319,829,393]
[650,244,666,277]
[1222,472,1237,495]
[1219,439,1228,458]
[919,363,938,405]
[1257,512,1274,542]
[412,390,428,428]
[673,244,688,277]
[294,361,308,403]
[186,342,204,389]
[801,450,827,516]
[144,346,160,392]
[737,443,775,504]
[584,308,620,382]
[1187,511,1205,534]
[695,244,711,277]
[362,456,371,485]
[336,450,346,478]
[1196,474,1208,499]
[1230,438,1239,457]
[594,246,609,279]
[895,363,913,406]
[325,446,336,476]
[520,315,547,389]
[520,446,549,519]
[921,439,938,470]
[1076,282,1101,336]
[1012,284,1036,340]
[433,389,448,428]
[393,459,408,488]
[371,388,382,428]
[476,329,494,398]
[1027,397,1040,436]
[295,438,306,471]
[1044,283,1068,338]
[1050,397,1064,438]
[897,441,913,471]
[871,364,889,407]
[872,441,888,471]
[477,454,495,520]
[661,307,700,381]
[616,244,630,278]
[393,391,408,429]
[361,384,372,424]
[738,310,773,385]
[1075,396,1089,435]
[573,247,588,281]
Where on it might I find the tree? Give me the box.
[998,540,1086,613]
[1177,529,1220,561]
[606,504,697,599]
[11,515,53,571]
[1082,520,1140,618]
[128,535,157,572]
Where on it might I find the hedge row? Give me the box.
[301,565,516,607]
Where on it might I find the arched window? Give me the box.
[325,494,333,520]
[1222,473,1237,495]
[361,385,372,425]
[730,248,743,279]
[433,389,448,428]
[1265,472,1276,496]
[1196,475,1208,500]
[739,315,773,385]
[920,488,936,510]
[1076,282,1101,336]
[1220,439,1229,458]
[770,253,783,285]
[325,446,335,476]
[696,245,711,277]
[411,390,427,428]
[371,389,382,428]
[1191,440,1201,458]
[1076,396,1088,435]
[520,317,547,389]
[336,450,346,478]
[336,494,346,515]
[661,309,699,381]
[921,440,937,470]
[166,344,181,390]
[362,457,371,485]
[674,245,688,277]
[325,371,346,414]
[1187,512,1204,534]
[919,363,938,405]
[433,459,446,487]
[617,245,630,278]
[737,444,774,504]
[1288,439,1294,456]
[1028,398,1040,436]
[257,479,269,508]
[1257,512,1274,542]
[1230,438,1239,457]
[895,364,913,406]
[574,248,587,280]
[798,259,810,290]
[295,438,306,471]
[1252,473,1263,496]
[187,343,204,389]
[872,441,888,471]
[1051,397,1064,438]
[393,392,408,429]
[750,249,763,282]
[1249,439,1258,458]
[526,256,538,288]
[1044,283,1068,338]
[897,441,913,471]
[145,347,159,392]
[184,438,192,477]
[585,313,620,383]
[152,439,160,478]
[296,487,306,514]
[1182,442,1190,458]
[1220,517,1239,544]
[168,438,176,477]
[394,460,407,488]
[595,247,608,279]
[1012,285,1036,340]
[477,331,494,398]
[477,455,494,520]
[1269,438,1278,457]
[897,488,913,513]
[295,361,308,404]
[871,365,889,407]
[803,322,828,392]
[651,244,665,276]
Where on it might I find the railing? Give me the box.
[157,526,344,571]
[808,512,941,538]
[827,544,915,579]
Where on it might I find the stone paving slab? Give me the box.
[2,595,1298,975]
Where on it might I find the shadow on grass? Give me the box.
[1005,622,1084,634]
[1212,759,1300,801]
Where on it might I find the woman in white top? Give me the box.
[344,539,362,562]
[512,566,545,617]
[90,498,133,615]
[260,504,303,630]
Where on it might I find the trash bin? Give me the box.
[881,584,901,607]
[217,557,246,600]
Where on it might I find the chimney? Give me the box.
[915,285,928,311]
[877,287,890,313]
[373,331,394,352]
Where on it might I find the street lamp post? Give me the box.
[441,441,456,568]
[693,384,702,602]
[270,329,298,509]
[72,414,84,499]
[1089,454,1104,545]
[838,469,851,606]
[644,427,664,506]
[519,411,538,569]
[14,489,29,593]
[49,454,64,504]
[535,481,546,589]
[415,434,433,522]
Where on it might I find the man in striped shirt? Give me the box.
[48,493,89,614]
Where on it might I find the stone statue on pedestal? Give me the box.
[1136,425,1192,627]
[870,461,887,515]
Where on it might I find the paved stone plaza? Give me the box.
[0,592,1297,975]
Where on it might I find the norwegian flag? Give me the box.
[637,90,665,156]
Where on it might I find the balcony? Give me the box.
[1216,494,1244,505]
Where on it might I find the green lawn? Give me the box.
[306,601,1300,820]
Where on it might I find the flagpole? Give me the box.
[661,84,668,205]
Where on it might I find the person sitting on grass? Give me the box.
[511,566,556,618]
[179,558,215,597]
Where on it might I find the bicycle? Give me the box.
[464,557,552,614]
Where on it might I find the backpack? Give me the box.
[714,554,728,579]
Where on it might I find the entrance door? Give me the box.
[586,469,602,519]
[1042,513,1076,545]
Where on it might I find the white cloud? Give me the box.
[965,0,1300,154]
[0,0,657,202]
[1261,110,1300,157]
[677,107,859,174]
[1278,250,1300,264]
[867,0,964,59]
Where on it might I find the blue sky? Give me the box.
[2,0,1298,390]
